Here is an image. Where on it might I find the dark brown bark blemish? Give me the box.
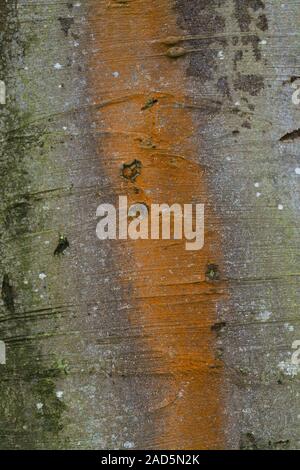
[234,50,243,69]
[211,322,227,334]
[256,14,268,31]
[279,128,300,142]
[121,160,142,182]
[240,433,291,450]
[175,0,225,35]
[206,264,221,281]
[217,76,231,99]
[242,120,252,128]
[1,273,15,313]
[54,235,70,256]
[141,98,158,110]
[58,17,74,37]
[234,74,264,96]
[234,0,266,32]
[242,35,261,61]
[175,0,226,82]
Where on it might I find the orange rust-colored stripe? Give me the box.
[87,0,225,449]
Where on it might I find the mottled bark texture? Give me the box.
[0,0,299,450]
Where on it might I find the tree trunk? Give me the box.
[0,0,299,450]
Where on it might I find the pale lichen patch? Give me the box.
[0,80,6,104]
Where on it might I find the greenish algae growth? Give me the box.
[0,1,68,449]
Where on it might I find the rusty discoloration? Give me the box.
[162,36,181,46]
[166,46,187,58]
[87,0,225,449]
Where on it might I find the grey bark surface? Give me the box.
[0,0,300,450]
[175,0,300,450]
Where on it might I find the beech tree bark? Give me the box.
[0,0,299,450]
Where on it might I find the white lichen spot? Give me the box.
[278,361,299,377]
[295,168,300,175]
[254,182,260,188]
[39,273,47,281]
[234,101,240,106]
[123,441,135,449]
[278,204,284,211]
[257,310,272,321]
[284,323,294,332]
[36,402,44,410]
[0,80,6,105]
[56,391,64,399]
[218,50,224,60]
[54,63,63,70]
[259,39,267,45]
[112,71,119,78]
[0,341,6,365]
[256,192,261,198]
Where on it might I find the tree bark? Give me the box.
[0,0,299,450]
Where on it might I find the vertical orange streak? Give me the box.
[88,0,224,449]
